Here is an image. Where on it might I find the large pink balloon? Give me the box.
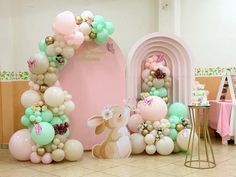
[137,96,167,121]
[128,114,144,133]
[53,11,76,35]
[9,129,34,161]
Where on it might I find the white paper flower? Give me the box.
[101,106,113,120]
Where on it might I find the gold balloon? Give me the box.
[176,124,184,132]
[89,32,96,39]
[142,129,149,136]
[45,36,54,45]
[162,97,169,103]
[37,147,45,156]
[150,71,155,76]
[75,16,83,25]
[39,84,48,93]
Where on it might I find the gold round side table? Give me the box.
[184,105,216,169]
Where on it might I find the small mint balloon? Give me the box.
[169,128,178,141]
[169,115,180,124]
[94,15,105,23]
[106,22,115,34]
[39,38,46,53]
[21,115,31,126]
[41,110,53,122]
[51,117,63,125]
[168,102,187,118]
[25,107,33,116]
[31,122,55,145]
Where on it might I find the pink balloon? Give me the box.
[128,114,144,133]
[65,31,84,49]
[54,11,76,35]
[9,129,34,161]
[41,153,52,164]
[30,152,41,164]
[137,96,167,121]
[141,69,150,80]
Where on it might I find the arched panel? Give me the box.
[127,32,193,107]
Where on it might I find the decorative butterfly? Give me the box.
[34,124,42,134]
[27,57,36,68]
[143,97,153,106]
[106,42,115,54]
[156,54,164,63]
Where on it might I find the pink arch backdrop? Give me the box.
[126,32,193,107]
[59,38,126,150]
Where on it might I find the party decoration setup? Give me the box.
[9,10,114,164]
[9,9,197,164]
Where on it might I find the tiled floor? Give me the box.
[1,138,236,177]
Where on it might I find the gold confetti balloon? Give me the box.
[75,16,83,25]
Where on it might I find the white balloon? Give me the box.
[145,144,156,155]
[150,130,157,136]
[130,133,146,154]
[144,134,155,145]
[21,90,41,108]
[177,129,198,151]
[64,100,75,115]
[62,47,75,59]
[81,10,94,20]
[153,121,160,130]
[43,87,64,107]
[29,53,49,74]
[155,136,174,155]
[79,22,91,35]
[64,139,84,161]
[162,128,170,136]
[46,44,57,56]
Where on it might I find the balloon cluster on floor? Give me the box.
[129,98,193,155]
[9,10,114,164]
[140,54,171,103]
[128,53,195,155]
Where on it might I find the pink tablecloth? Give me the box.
[209,100,233,142]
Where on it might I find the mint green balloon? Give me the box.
[94,15,105,23]
[60,114,68,121]
[50,117,62,125]
[96,29,109,43]
[169,115,181,124]
[168,102,187,118]
[25,107,33,116]
[41,110,53,122]
[31,122,55,145]
[21,115,31,126]
[39,39,46,53]
[106,22,115,34]
[170,123,176,129]
[158,87,167,97]
[169,128,178,140]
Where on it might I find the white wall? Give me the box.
[0,0,158,71]
[180,0,236,68]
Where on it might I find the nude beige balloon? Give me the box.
[44,72,57,86]
[29,53,49,74]
[51,149,65,162]
[64,139,83,161]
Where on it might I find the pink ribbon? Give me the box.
[27,57,36,68]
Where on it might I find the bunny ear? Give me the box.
[87,115,104,128]
[95,122,106,135]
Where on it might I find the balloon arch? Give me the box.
[9,10,115,164]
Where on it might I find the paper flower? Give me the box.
[101,106,113,120]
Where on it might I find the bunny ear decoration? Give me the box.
[87,115,104,127]
[95,122,106,135]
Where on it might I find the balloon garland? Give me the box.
[9,10,114,164]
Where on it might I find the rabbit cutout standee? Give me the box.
[87,106,132,159]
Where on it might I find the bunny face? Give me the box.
[88,106,130,133]
[106,106,126,129]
